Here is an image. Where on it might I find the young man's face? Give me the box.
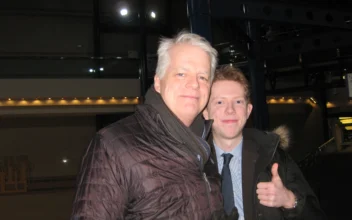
[154,43,211,126]
[203,80,252,140]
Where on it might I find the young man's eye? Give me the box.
[236,100,244,104]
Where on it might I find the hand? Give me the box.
[256,163,296,208]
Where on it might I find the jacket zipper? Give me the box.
[253,137,280,219]
[203,172,213,214]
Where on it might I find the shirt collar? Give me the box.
[213,137,243,160]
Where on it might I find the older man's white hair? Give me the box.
[155,30,218,82]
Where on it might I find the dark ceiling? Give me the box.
[210,0,352,92]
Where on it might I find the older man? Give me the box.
[70,31,227,220]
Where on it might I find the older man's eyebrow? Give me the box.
[201,72,210,76]
[171,66,188,71]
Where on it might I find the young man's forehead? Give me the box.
[210,94,246,100]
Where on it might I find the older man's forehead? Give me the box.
[172,66,210,74]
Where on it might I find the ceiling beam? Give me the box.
[211,0,352,29]
[263,31,352,58]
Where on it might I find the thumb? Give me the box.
[271,163,280,180]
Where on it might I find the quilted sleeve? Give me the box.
[280,150,327,220]
[70,134,128,220]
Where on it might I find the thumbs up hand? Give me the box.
[256,163,296,208]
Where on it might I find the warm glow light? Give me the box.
[72,99,80,104]
[345,126,352,130]
[339,117,352,120]
[150,11,156,19]
[265,96,318,106]
[59,99,67,104]
[33,100,42,105]
[340,119,352,124]
[84,99,92,104]
[327,102,336,108]
[97,99,106,104]
[62,158,68,163]
[19,100,28,105]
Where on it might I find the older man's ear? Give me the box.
[203,109,209,120]
[154,75,161,93]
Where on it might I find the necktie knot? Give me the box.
[222,153,233,166]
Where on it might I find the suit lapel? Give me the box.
[242,139,258,220]
[242,129,280,219]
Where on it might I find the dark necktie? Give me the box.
[222,153,234,215]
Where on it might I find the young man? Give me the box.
[203,65,327,219]
[70,31,228,219]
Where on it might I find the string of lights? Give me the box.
[0,97,140,106]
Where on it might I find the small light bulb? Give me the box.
[120,8,128,16]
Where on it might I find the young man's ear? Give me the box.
[154,75,161,93]
[203,109,209,120]
[246,103,253,119]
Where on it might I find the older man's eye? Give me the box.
[176,73,185,77]
[199,76,209,81]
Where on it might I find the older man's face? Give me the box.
[154,43,211,126]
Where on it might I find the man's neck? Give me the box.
[213,135,243,153]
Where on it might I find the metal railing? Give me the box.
[298,137,335,170]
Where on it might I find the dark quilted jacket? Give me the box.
[70,104,223,220]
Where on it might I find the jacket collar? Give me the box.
[143,85,212,138]
[141,86,213,167]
